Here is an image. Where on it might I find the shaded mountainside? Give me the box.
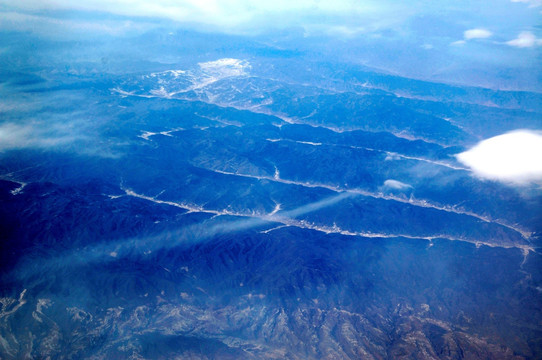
[1,53,542,359]
[1,216,541,358]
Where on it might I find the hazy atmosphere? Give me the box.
[1,0,541,359]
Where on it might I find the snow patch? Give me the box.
[198,58,250,78]
[10,182,26,195]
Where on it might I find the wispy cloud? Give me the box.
[383,179,412,190]
[0,122,76,150]
[510,0,542,7]
[456,130,542,184]
[0,120,119,158]
[0,11,152,37]
[450,40,466,46]
[506,31,542,47]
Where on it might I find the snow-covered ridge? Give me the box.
[198,58,251,78]
[148,70,186,78]
[119,187,533,253]
[130,58,251,98]
[197,166,533,241]
[145,58,250,82]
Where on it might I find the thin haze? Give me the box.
[1,0,540,90]
[9,192,355,281]
[0,0,540,39]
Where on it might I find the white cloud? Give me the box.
[383,179,412,190]
[506,31,542,48]
[456,130,542,184]
[450,28,492,46]
[464,28,493,40]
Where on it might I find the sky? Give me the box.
[1,0,541,41]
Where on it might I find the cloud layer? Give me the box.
[0,0,395,33]
[457,130,542,184]
[511,0,542,7]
